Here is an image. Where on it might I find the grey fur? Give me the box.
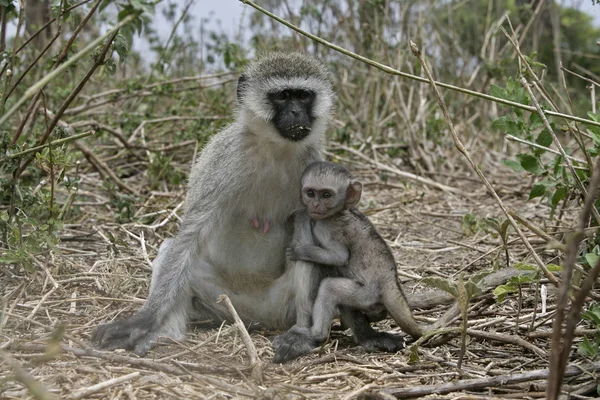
[280,162,423,361]
[92,52,335,355]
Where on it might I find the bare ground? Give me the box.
[1,145,599,399]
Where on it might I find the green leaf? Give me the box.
[535,130,553,148]
[421,277,459,298]
[586,252,600,268]
[529,112,543,130]
[516,154,543,175]
[408,344,420,363]
[577,336,598,358]
[529,184,546,200]
[503,159,525,172]
[492,116,520,136]
[484,217,501,233]
[490,85,508,100]
[469,270,491,285]
[581,306,600,326]
[551,186,568,207]
[465,281,482,298]
[547,264,562,272]
[588,112,600,123]
[510,274,536,284]
[514,263,537,271]
[494,283,517,302]
[500,220,511,241]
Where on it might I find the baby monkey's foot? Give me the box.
[250,216,271,233]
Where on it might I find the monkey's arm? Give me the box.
[286,243,349,266]
[287,221,349,266]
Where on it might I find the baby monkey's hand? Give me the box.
[286,246,299,261]
[286,245,313,262]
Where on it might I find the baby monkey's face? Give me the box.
[301,181,346,220]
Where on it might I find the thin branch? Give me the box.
[6,130,96,159]
[384,361,600,398]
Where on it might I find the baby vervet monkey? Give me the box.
[285,161,423,359]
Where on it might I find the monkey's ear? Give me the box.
[237,74,247,103]
[346,181,362,208]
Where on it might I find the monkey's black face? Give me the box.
[268,89,316,142]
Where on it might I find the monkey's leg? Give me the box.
[289,211,320,329]
[92,231,195,354]
[339,308,405,353]
[272,259,324,364]
[309,278,379,342]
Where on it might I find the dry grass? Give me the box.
[2,136,598,399]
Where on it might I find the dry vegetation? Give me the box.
[2,0,600,399]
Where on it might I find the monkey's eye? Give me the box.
[322,192,332,199]
[298,91,310,100]
[275,90,290,101]
[306,190,315,198]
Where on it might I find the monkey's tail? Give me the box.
[382,281,423,339]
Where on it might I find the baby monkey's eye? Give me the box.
[306,190,315,197]
[322,192,332,199]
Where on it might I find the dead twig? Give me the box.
[466,329,547,358]
[68,371,140,400]
[217,294,263,382]
[384,361,600,398]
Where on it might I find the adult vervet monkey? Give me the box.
[92,52,337,355]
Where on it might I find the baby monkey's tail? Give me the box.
[382,280,423,339]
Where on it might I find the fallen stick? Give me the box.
[68,372,140,399]
[217,294,260,365]
[217,294,263,382]
[9,343,238,375]
[383,361,600,398]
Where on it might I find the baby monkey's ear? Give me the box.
[346,180,362,208]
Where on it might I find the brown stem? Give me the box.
[547,158,600,399]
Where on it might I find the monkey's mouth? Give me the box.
[309,211,327,220]
[284,125,312,142]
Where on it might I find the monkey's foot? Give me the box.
[250,216,271,233]
[357,332,405,353]
[272,330,316,363]
[91,315,165,356]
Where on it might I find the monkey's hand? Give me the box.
[286,245,314,262]
[272,328,317,363]
[91,312,160,356]
[286,246,300,261]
